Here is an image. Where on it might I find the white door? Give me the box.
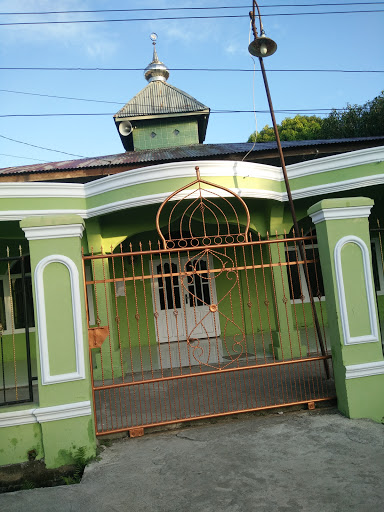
[153,259,186,343]
[183,256,220,341]
[153,256,220,344]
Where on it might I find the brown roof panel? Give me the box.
[1,137,384,176]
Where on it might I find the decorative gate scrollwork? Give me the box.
[156,166,250,249]
[156,167,251,369]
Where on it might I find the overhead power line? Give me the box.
[1,3,383,15]
[0,109,353,118]
[0,134,85,158]
[0,89,124,105]
[1,67,382,73]
[0,9,383,25]
[0,153,48,162]
[0,88,379,108]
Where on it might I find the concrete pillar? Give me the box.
[20,215,97,468]
[308,198,384,422]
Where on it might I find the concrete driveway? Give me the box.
[1,408,383,512]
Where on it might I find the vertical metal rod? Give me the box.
[249,6,330,378]
[20,254,34,402]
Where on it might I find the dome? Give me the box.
[144,42,169,83]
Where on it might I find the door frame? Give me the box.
[151,254,221,344]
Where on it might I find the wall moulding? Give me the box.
[22,223,84,240]
[34,255,85,385]
[334,235,379,345]
[345,360,384,379]
[0,401,92,428]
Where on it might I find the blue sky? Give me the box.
[0,0,383,169]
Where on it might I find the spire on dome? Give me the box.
[144,33,170,83]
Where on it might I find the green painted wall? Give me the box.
[290,162,384,192]
[41,416,95,468]
[0,197,85,215]
[133,118,199,150]
[341,243,371,337]
[44,263,77,376]
[0,421,43,466]
[345,375,384,422]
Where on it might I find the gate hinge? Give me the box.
[88,326,109,349]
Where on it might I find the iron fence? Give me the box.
[0,248,34,407]
[83,231,334,436]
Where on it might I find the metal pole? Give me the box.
[249,5,330,378]
[20,252,34,401]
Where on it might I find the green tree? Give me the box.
[320,91,384,139]
[247,91,384,142]
[248,115,323,142]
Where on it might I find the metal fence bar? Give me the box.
[84,232,334,436]
[0,248,34,407]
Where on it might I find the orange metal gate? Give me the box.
[83,169,335,436]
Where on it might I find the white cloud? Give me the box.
[0,0,118,59]
[147,18,222,47]
[225,41,248,57]
[141,0,227,47]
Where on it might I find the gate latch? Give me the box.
[88,326,109,349]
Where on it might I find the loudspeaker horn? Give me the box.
[118,121,133,136]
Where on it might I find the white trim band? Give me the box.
[310,205,373,225]
[334,235,379,345]
[33,401,92,423]
[22,224,84,240]
[0,401,92,428]
[0,408,37,428]
[287,145,384,179]
[345,361,384,379]
[35,255,86,385]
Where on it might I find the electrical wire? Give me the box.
[0,110,352,118]
[0,9,383,26]
[0,89,124,105]
[0,134,85,158]
[0,153,48,162]
[0,90,366,111]
[1,67,382,73]
[1,3,383,16]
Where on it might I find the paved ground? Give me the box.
[1,408,383,512]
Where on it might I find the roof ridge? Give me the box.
[114,80,209,118]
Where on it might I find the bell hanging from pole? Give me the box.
[248,32,277,58]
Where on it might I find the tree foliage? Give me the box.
[247,91,384,142]
[248,115,323,142]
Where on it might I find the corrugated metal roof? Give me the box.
[114,81,209,118]
[1,137,383,176]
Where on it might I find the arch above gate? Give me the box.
[155,166,251,249]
